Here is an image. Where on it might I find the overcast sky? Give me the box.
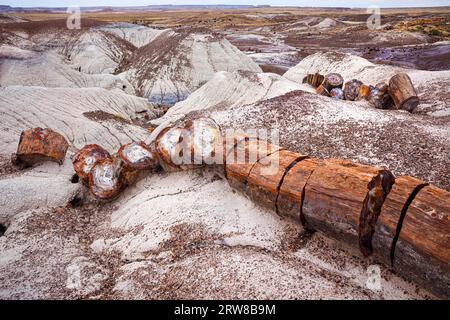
[3,1,450,8]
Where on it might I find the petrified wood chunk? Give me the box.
[302,159,390,250]
[277,158,323,225]
[357,84,372,101]
[225,140,282,193]
[118,141,158,171]
[155,126,192,171]
[372,176,426,266]
[186,117,222,165]
[330,88,345,100]
[304,73,325,88]
[388,73,419,112]
[246,150,306,212]
[88,156,125,200]
[322,73,344,91]
[343,79,363,101]
[72,144,111,184]
[394,185,450,298]
[12,128,69,167]
[316,84,330,96]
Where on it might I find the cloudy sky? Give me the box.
[3,0,450,8]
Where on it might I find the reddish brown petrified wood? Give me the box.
[277,158,323,224]
[246,150,306,212]
[394,185,450,298]
[225,140,282,193]
[302,159,386,249]
[13,127,69,167]
[388,73,419,112]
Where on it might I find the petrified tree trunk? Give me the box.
[12,128,69,167]
[343,80,363,101]
[246,150,306,212]
[302,159,393,248]
[322,73,344,91]
[118,141,160,185]
[72,144,111,184]
[388,73,419,112]
[277,158,323,225]
[393,185,450,298]
[225,138,282,193]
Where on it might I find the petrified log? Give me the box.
[155,126,192,171]
[316,84,330,97]
[303,159,394,250]
[277,158,323,225]
[368,84,395,109]
[88,156,125,200]
[388,73,419,112]
[225,139,282,193]
[246,150,307,212]
[12,128,69,167]
[343,79,363,101]
[372,176,427,266]
[357,84,372,101]
[330,88,345,100]
[393,185,450,298]
[304,73,325,88]
[118,141,159,171]
[322,73,344,91]
[72,144,111,184]
[186,117,222,165]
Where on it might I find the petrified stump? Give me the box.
[225,139,282,193]
[302,159,393,250]
[344,80,363,101]
[394,185,450,298]
[12,128,69,167]
[72,144,111,184]
[388,73,419,112]
[277,158,323,225]
[322,73,344,91]
[246,150,306,212]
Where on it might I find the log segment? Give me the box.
[315,85,330,97]
[330,88,345,100]
[155,126,192,172]
[186,117,222,165]
[12,128,69,167]
[118,141,159,171]
[302,159,393,249]
[394,185,450,298]
[303,73,324,88]
[246,150,307,212]
[72,144,111,184]
[372,176,427,266]
[388,73,419,112]
[368,83,395,110]
[88,156,125,200]
[343,80,363,101]
[322,73,344,92]
[225,138,282,194]
[277,158,323,224]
